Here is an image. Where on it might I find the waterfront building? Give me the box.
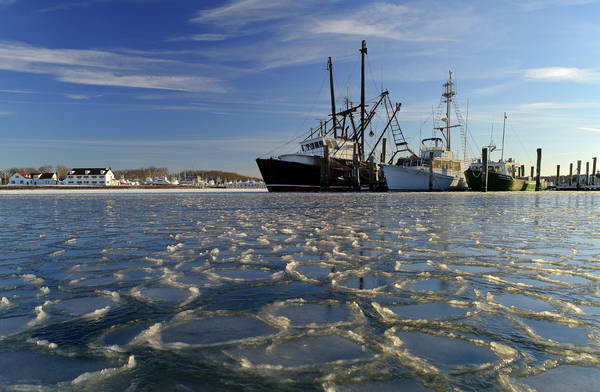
[8,172,59,185]
[35,173,59,185]
[9,172,35,185]
[63,168,117,186]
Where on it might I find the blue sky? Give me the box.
[1,0,600,177]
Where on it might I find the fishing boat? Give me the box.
[381,72,467,191]
[464,113,546,191]
[464,159,541,191]
[256,41,406,192]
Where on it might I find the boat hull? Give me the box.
[381,165,467,191]
[464,169,540,191]
[256,157,355,192]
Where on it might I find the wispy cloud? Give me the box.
[309,3,458,43]
[0,88,38,94]
[191,0,302,27]
[38,0,159,13]
[514,0,599,11]
[577,126,600,133]
[524,67,599,82]
[471,82,519,96]
[165,34,230,42]
[57,70,225,92]
[0,41,227,92]
[65,94,95,100]
[190,1,488,73]
[518,102,570,110]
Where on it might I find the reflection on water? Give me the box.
[0,191,599,391]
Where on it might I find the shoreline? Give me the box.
[0,185,267,194]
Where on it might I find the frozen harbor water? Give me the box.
[0,191,599,390]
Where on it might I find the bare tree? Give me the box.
[55,164,70,179]
[38,164,54,173]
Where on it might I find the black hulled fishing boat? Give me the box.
[256,41,408,192]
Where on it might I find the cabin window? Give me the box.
[301,145,305,152]
[319,141,324,147]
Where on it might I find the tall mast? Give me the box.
[360,40,367,160]
[327,57,338,138]
[442,70,455,151]
[500,112,507,161]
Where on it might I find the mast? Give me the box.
[464,98,469,165]
[360,40,367,160]
[500,112,507,162]
[327,57,338,138]
[442,70,455,151]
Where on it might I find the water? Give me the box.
[1,191,599,391]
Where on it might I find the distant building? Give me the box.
[8,172,59,185]
[9,172,34,185]
[63,168,117,186]
[35,173,59,185]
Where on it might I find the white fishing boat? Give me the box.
[382,137,466,191]
[381,71,467,191]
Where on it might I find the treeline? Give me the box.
[112,167,169,180]
[112,168,260,182]
[1,165,260,182]
[0,165,70,180]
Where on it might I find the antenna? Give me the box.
[381,62,384,93]
[500,112,507,162]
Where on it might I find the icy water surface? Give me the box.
[1,191,599,391]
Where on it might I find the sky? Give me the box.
[1,0,600,177]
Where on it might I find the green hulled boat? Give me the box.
[465,160,545,191]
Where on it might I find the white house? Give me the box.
[9,172,35,185]
[34,173,58,185]
[63,168,117,186]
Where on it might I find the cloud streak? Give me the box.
[190,1,489,74]
[524,67,599,82]
[191,0,302,27]
[577,126,600,133]
[0,41,226,92]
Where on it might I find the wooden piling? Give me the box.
[352,143,360,190]
[368,156,376,191]
[381,138,387,163]
[569,163,573,186]
[428,151,434,191]
[586,161,590,186]
[556,165,560,188]
[530,166,534,180]
[576,160,581,189]
[535,148,542,191]
[482,147,488,192]
[592,157,597,186]
[520,165,525,178]
[320,144,330,191]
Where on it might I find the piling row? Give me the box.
[555,156,599,190]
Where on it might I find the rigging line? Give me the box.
[260,71,329,158]
[508,122,535,166]
[365,55,381,95]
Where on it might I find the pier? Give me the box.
[554,156,600,191]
